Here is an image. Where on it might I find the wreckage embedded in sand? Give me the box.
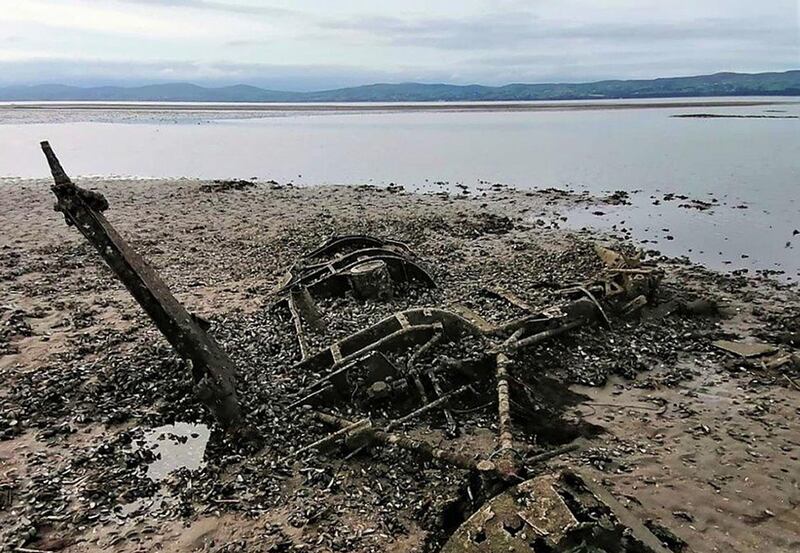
[40,142,681,552]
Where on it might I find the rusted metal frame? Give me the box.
[327,323,441,372]
[40,141,242,430]
[290,285,326,332]
[295,306,485,398]
[449,304,570,340]
[287,384,333,409]
[488,314,564,338]
[525,443,580,465]
[439,316,586,376]
[495,353,514,452]
[277,244,435,298]
[406,332,442,403]
[442,468,670,553]
[297,313,410,371]
[407,332,442,370]
[303,254,436,298]
[280,417,370,463]
[297,308,482,373]
[409,372,430,403]
[298,324,441,395]
[409,332,459,435]
[593,269,663,304]
[506,318,585,352]
[293,247,409,275]
[480,296,594,339]
[301,234,410,261]
[294,351,400,408]
[298,356,364,398]
[287,292,311,361]
[481,286,533,312]
[314,411,516,481]
[437,302,599,430]
[495,326,526,353]
[561,284,611,327]
[383,383,472,432]
[562,471,673,553]
[494,352,518,476]
[447,304,496,334]
[426,369,458,435]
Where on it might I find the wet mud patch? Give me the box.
[511,375,604,446]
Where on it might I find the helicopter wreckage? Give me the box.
[40,141,699,552]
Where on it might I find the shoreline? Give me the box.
[2,97,798,114]
[5,177,797,286]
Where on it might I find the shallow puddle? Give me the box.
[548,193,799,282]
[142,422,210,481]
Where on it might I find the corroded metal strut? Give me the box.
[40,141,242,430]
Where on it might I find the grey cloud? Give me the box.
[108,0,298,16]
[322,12,797,51]
[321,12,539,50]
[224,39,270,47]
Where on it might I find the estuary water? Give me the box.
[1,98,798,280]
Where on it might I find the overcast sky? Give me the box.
[1,0,797,89]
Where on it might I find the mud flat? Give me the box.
[0,178,798,552]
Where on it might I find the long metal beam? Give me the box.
[40,141,242,430]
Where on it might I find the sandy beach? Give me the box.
[1,178,798,552]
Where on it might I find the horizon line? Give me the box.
[2,68,799,93]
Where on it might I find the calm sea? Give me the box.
[1,98,798,281]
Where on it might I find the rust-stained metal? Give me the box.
[313,411,511,480]
[347,258,394,301]
[289,293,608,485]
[383,383,472,432]
[301,234,410,260]
[407,332,440,404]
[290,294,605,462]
[441,470,672,553]
[274,235,436,300]
[506,318,585,352]
[481,286,533,313]
[290,285,326,332]
[287,292,311,361]
[40,141,242,430]
[279,417,370,463]
[426,365,458,435]
[494,352,518,478]
[297,308,482,374]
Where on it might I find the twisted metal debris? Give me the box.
[38,142,674,552]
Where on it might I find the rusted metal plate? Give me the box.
[442,470,671,553]
[712,339,777,358]
[274,235,436,300]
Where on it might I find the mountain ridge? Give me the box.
[2,70,798,102]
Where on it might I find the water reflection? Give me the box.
[142,422,210,481]
[1,99,797,279]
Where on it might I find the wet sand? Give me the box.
[1,179,798,552]
[3,102,798,282]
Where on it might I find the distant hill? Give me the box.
[2,71,799,103]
